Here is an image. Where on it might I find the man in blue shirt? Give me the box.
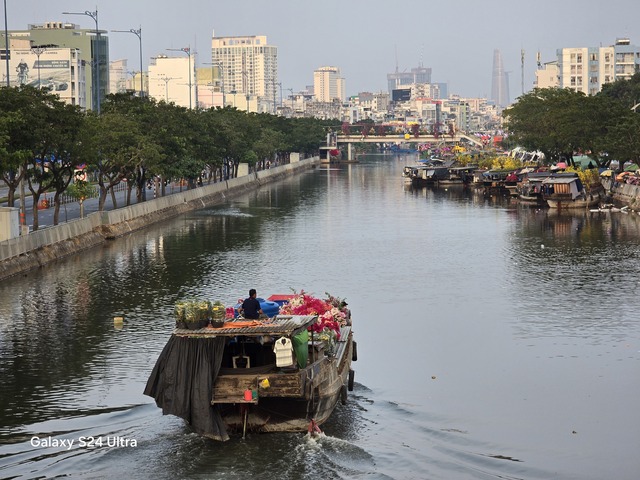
[240,289,263,319]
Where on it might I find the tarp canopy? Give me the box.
[144,335,229,441]
[573,155,598,169]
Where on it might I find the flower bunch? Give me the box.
[280,291,350,341]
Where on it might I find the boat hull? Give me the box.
[210,328,353,438]
[546,188,605,209]
[213,360,348,436]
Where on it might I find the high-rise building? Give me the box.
[313,66,345,103]
[109,59,128,94]
[5,21,109,111]
[210,33,278,112]
[387,66,432,95]
[491,49,510,109]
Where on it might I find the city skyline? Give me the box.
[7,0,640,101]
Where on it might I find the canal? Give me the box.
[0,154,639,479]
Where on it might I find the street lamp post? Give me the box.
[266,80,279,115]
[203,61,224,108]
[160,76,175,102]
[167,46,191,109]
[30,45,46,89]
[287,88,294,117]
[63,8,100,114]
[3,0,9,87]
[112,27,143,97]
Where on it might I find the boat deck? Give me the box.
[211,324,352,404]
[173,315,317,338]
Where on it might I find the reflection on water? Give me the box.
[1,155,639,479]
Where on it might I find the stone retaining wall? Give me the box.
[608,179,640,210]
[0,157,318,281]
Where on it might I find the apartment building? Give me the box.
[148,54,196,108]
[313,66,346,103]
[210,33,278,112]
[556,38,639,95]
[5,21,109,111]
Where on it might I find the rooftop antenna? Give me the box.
[521,48,525,95]
[395,44,398,73]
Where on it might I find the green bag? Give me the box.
[291,330,309,368]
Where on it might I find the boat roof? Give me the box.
[542,174,580,185]
[527,172,553,179]
[449,165,478,171]
[173,315,317,338]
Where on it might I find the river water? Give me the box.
[0,154,639,479]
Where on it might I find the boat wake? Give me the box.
[0,403,167,479]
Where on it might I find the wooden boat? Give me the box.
[402,164,427,183]
[144,304,356,441]
[516,171,552,206]
[439,165,478,186]
[541,173,605,209]
[407,158,457,187]
[480,169,516,195]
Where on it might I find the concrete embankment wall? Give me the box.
[0,157,318,281]
[609,180,640,210]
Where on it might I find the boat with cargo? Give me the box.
[541,173,605,209]
[516,171,552,206]
[144,292,356,441]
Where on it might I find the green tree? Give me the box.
[0,87,43,209]
[66,179,96,218]
[597,73,640,168]
[503,87,592,164]
[81,111,159,211]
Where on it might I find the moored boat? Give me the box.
[542,173,605,209]
[402,163,428,183]
[144,292,356,441]
[516,171,552,206]
[407,158,456,187]
[480,169,516,195]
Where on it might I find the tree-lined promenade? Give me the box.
[503,73,640,167]
[0,88,333,231]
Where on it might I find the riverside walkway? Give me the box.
[0,157,319,280]
[0,182,185,231]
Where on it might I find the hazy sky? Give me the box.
[8,0,640,100]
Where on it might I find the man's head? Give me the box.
[249,288,257,298]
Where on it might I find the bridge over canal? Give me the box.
[331,133,485,161]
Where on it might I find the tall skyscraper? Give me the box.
[491,49,509,109]
[210,33,277,111]
[313,66,345,102]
